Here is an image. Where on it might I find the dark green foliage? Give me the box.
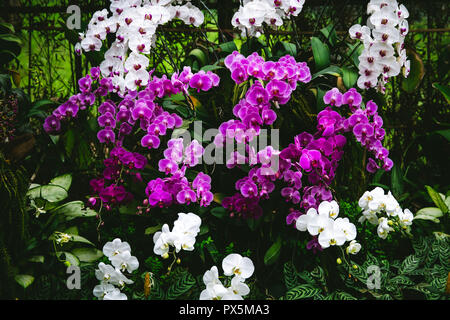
[0,151,29,299]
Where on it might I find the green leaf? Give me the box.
[414,207,443,223]
[188,48,207,66]
[57,252,80,267]
[425,185,448,214]
[211,207,227,219]
[297,270,317,285]
[391,164,404,197]
[400,255,420,274]
[264,237,282,266]
[330,290,358,300]
[218,41,237,54]
[285,284,321,300]
[283,262,299,290]
[342,66,358,89]
[200,64,223,72]
[30,99,56,110]
[320,24,338,47]
[432,83,450,104]
[311,37,330,70]
[166,270,196,299]
[71,248,103,263]
[69,234,95,246]
[273,41,297,57]
[0,34,22,55]
[0,22,15,34]
[401,48,425,93]
[15,275,34,289]
[390,275,414,286]
[311,65,342,80]
[145,225,162,236]
[27,184,68,202]
[434,129,450,142]
[49,201,95,220]
[50,173,72,192]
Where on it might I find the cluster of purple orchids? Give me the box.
[322,87,393,172]
[221,86,392,234]
[214,51,311,148]
[43,66,219,149]
[44,65,219,212]
[88,146,146,210]
[144,138,213,208]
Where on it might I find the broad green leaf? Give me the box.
[64,129,76,158]
[342,66,358,89]
[57,251,80,267]
[432,83,450,104]
[264,237,282,266]
[391,164,404,197]
[211,207,227,219]
[320,24,338,47]
[50,173,72,191]
[64,226,79,235]
[434,129,450,142]
[311,37,330,70]
[70,234,95,246]
[145,225,162,236]
[188,48,207,66]
[425,185,448,214]
[71,248,103,263]
[401,49,425,93]
[49,201,93,220]
[15,274,34,289]
[27,184,68,202]
[414,207,443,219]
[311,65,342,80]
[218,41,237,54]
[30,99,56,110]
[273,41,297,57]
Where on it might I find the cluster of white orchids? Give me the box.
[358,187,414,239]
[349,0,410,92]
[231,0,305,37]
[200,253,255,300]
[75,0,204,92]
[93,238,139,300]
[296,200,361,253]
[153,212,202,258]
